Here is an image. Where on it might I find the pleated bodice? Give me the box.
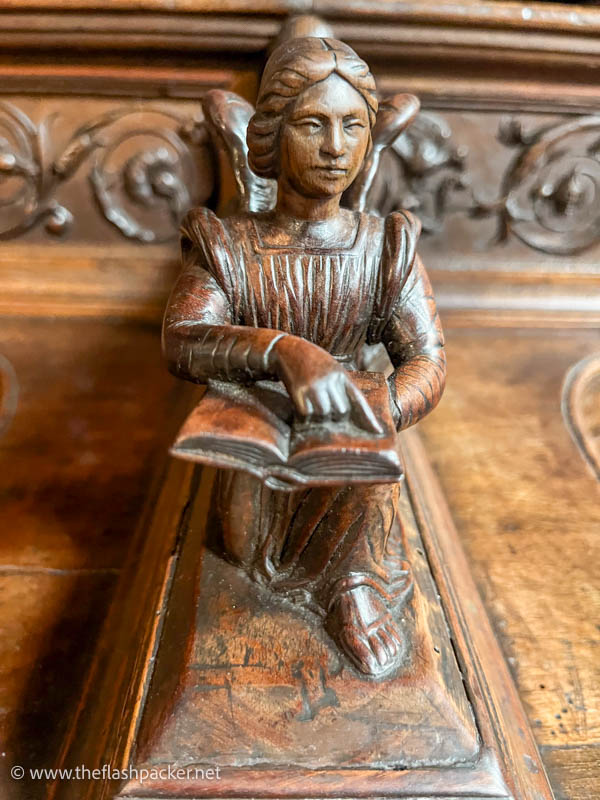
[215,212,385,360]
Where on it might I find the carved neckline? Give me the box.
[247,210,368,255]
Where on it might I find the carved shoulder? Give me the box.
[368,210,422,343]
[180,206,227,258]
[382,210,422,274]
[180,207,240,309]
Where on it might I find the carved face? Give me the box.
[279,73,371,199]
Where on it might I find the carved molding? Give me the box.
[562,352,600,483]
[0,101,212,243]
[4,4,600,70]
[1,97,600,259]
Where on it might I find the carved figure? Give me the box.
[163,37,446,678]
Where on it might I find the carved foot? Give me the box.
[327,585,406,678]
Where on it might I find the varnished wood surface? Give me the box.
[1,317,597,798]
[133,479,480,771]
[0,317,177,800]
[0,3,597,797]
[52,427,548,800]
[3,0,600,36]
[420,325,600,800]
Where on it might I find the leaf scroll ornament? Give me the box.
[497,116,600,255]
[0,102,212,242]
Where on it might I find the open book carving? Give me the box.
[171,372,402,490]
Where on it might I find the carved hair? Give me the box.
[247,37,378,180]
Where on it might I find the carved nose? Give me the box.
[322,123,345,157]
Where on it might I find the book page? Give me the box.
[171,380,291,471]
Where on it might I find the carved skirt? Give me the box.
[211,470,412,615]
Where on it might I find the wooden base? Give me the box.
[51,431,554,800]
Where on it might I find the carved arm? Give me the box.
[162,252,380,430]
[162,263,285,384]
[382,255,447,430]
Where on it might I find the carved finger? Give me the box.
[346,381,383,434]
[295,389,314,419]
[311,386,332,420]
[303,397,315,419]
[329,379,351,419]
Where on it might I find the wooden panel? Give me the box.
[419,326,600,795]
[3,101,600,323]
[0,97,215,244]
[0,573,116,800]
[0,316,179,799]
[3,2,600,59]
[0,71,254,319]
[0,246,178,321]
[0,317,177,569]
[1,4,599,325]
[0,5,596,798]
[541,745,600,800]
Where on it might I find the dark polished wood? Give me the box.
[49,27,554,800]
[161,37,445,680]
[0,317,177,800]
[0,3,598,800]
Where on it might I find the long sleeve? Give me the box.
[370,211,446,431]
[382,254,446,430]
[162,209,286,385]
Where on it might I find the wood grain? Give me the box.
[0,317,177,569]
[0,573,116,800]
[50,420,556,799]
[133,477,479,773]
[419,326,600,798]
[0,4,598,797]
[0,316,179,800]
[541,745,600,800]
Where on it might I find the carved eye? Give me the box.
[344,120,366,134]
[302,120,322,133]
[292,117,322,134]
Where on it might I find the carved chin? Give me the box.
[299,170,355,198]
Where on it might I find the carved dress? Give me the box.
[163,207,445,617]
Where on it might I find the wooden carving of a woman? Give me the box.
[163,37,446,679]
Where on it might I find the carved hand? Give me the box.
[272,336,382,434]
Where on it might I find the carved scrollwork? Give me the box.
[88,109,210,243]
[0,101,212,242]
[0,101,72,238]
[364,111,468,233]
[4,96,600,256]
[366,110,600,256]
[492,116,600,254]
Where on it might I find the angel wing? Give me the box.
[200,90,276,214]
[200,89,419,215]
[343,93,420,212]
